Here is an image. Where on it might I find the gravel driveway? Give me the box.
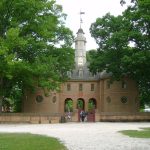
[0,122,150,150]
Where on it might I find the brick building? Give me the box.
[23,28,139,122]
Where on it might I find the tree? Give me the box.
[77,99,84,109]
[65,99,73,112]
[86,49,97,62]
[89,0,150,106]
[0,0,74,112]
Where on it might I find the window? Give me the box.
[79,69,83,77]
[79,84,83,91]
[121,96,128,104]
[91,84,94,91]
[52,96,57,103]
[122,81,127,89]
[106,81,111,89]
[67,84,71,91]
[106,96,111,103]
[36,95,43,103]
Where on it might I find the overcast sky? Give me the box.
[56,0,130,50]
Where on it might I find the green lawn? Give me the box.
[0,133,67,150]
[119,127,150,138]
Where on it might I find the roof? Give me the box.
[77,28,84,34]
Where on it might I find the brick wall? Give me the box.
[0,112,150,123]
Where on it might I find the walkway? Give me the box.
[0,122,150,150]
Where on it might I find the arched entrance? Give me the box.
[88,98,97,110]
[77,98,85,121]
[64,98,73,122]
[64,98,73,112]
[87,98,97,122]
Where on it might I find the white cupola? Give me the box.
[74,28,86,67]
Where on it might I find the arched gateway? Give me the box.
[77,98,85,121]
[64,98,73,112]
[76,98,97,122]
[87,98,97,122]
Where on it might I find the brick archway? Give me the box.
[88,98,97,110]
[77,98,85,110]
[87,98,97,122]
[77,98,85,121]
[64,98,73,113]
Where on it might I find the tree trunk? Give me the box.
[0,77,3,113]
[0,96,2,113]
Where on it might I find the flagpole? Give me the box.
[80,11,81,28]
[79,11,85,29]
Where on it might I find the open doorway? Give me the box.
[77,98,85,122]
[87,98,97,122]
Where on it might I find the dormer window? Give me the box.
[67,84,71,91]
[122,81,127,89]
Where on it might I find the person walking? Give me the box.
[80,110,85,122]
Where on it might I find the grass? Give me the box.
[0,133,67,150]
[119,127,150,138]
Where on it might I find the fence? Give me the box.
[0,112,150,123]
[0,113,62,124]
[98,112,150,122]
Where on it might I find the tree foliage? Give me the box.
[89,0,150,106]
[0,0,74,112]
[65,99,73,112]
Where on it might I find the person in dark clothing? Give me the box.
[80,110,85,122]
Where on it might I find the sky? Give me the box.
[56,0,130,50]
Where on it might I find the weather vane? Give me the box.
[79,11,85,28]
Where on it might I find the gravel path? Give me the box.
[0,122,150,150]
